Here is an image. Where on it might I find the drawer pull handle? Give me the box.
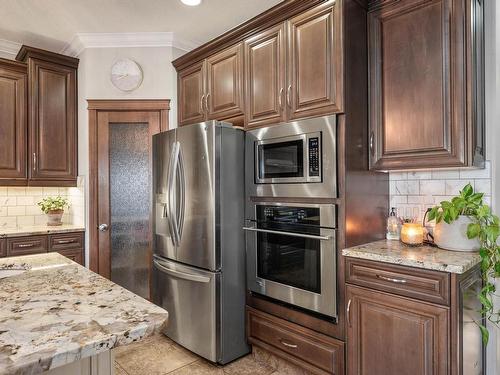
[18,243,34,248]
[279,339,298,349]
[377,274,407,284]
[57,239,75,244]
[347,299,352,327]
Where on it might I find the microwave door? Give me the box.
[153,130,177,260]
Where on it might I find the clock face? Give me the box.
[110,58,143,92]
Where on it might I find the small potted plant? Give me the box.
[37,196,70,226]
[428,184,482,251]
[429,183,500,344]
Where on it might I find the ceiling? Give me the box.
[0,0,282,54]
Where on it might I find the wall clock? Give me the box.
[110,58,143,92]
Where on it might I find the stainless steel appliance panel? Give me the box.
[152,256,219,362]
[173,123,218,271]
[245,202,337,318]
[245,115,337,199]
[153,130,177,261]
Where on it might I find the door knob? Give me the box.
[98,223,109,232]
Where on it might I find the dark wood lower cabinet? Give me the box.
[0,231,84,265]
[346,285,449,375]
[247,307,344,375]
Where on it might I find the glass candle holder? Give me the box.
[400,223,424,246]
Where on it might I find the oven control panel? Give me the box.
[308,137,320,177]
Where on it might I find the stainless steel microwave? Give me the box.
[246,115,337,199]
[255,132,322,184]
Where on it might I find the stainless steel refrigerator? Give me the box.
[151,121,248,364]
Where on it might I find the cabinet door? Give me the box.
[368,0,481,170]
[0,61,27,184]
[29,58,77,184]
[346,285,449,375]
[244,23,286,129]
[287,0,343,120]
[178,61,206,126]
[206,43,244,120]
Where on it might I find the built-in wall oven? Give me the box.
[244,202,337,318]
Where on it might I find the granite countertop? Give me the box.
[0,253,168,375]
[0,224,85,238]
[342,240,481,274]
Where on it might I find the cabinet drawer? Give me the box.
[7,236,48,256]
[49,232,84,251]
[247,307,344,375]
[346,258,450,305]
[56,248,84,265]
[0,239,6,257]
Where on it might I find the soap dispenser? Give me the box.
[386,207,400,240]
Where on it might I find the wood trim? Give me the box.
[88,100,168,282]
[87,99,170,111]
[16,45,79,68]
[0,57,27,72]
[172,0,326,71]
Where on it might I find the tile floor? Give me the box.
[113,334,310,375]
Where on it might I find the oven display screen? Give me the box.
[256,205,321,294]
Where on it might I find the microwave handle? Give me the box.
[242,226,332,241]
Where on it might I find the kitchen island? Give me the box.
[0,253,168,375]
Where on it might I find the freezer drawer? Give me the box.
[152,256,219,362]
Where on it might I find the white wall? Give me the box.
[77,45,184,266]
[485,0,500,372]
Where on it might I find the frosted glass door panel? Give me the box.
[109,123,150,299]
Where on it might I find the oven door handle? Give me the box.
[242,226,332,241]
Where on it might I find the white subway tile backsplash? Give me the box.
[8,187,25,196]
[431,170,460,179]
[459,161,491,179]
[408,171,432,180]
[475,179,491,195]
[444,179,473,196]
[420,180,445,195]
[389,162,492,223]
[0,182,85,229]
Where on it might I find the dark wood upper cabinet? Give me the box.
[0,59,27,185]
[244,24,287,128]
[178,44,244,126]
[178,60,206,126]
[15,46,79,186]
[206,43,244,120]
[287,0,343,120]
[368,0,485,170]
[346,284,449,375]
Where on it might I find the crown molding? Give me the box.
[61,32,200,57]
[0,38,21,58]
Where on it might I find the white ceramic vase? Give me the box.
[434,215,480,252]
[46,209,64,226]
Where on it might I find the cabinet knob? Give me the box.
[286,85,292,108]
[347,298,352,327]
[205,93,210,113]
[279,87,284,109]
[200,94,206,114]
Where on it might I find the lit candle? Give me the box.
[400,223,424,246]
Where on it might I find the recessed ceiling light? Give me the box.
[181,0,202,6]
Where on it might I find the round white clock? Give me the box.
[110,58,143,92]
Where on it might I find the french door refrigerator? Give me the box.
[151,121,248,364]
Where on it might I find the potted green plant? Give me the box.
[429,183,500,344]
[428,184,482,251]
[37,196,70,226]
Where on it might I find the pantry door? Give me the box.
[88,100,169,300]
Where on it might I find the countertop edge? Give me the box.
[0,226,85,238]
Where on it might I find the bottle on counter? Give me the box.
[386,207,400,240]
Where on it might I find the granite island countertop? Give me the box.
[0,253,168,375]
[0,224,85,238]
[342,240,481,274]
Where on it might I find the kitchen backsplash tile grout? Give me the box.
[389,161,492,221]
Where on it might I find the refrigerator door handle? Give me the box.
[177,144,186,243]
[169,141,181,246]
[167,142,179,246]
[153,259,211,283]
